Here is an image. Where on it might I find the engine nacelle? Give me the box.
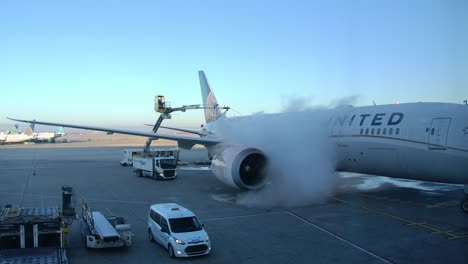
[211,145,268,190]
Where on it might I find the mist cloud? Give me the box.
[213,106,338,209]
[329,95,360,108]
[281,95,314,112]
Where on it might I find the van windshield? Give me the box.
[169,217,202,233]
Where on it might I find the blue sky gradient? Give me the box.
[1,0,467,131]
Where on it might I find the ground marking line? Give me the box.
[334,197,465,240]
[286,211,394,264]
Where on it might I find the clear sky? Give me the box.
[1,0,467,131]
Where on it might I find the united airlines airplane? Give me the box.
[30,122,65,143]
[0,124,34,144]
[9,71,468,213]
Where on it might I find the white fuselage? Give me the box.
[207,102,468,185]
[0,133,33,144]
[34,132,62,142]
[330,103,468,184]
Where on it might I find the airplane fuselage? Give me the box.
[330,102,468,184]
[206,102,468,185]
[34,132,63,142]
[0,134,33,144]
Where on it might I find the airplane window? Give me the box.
[389,128,393,135]
[383,128,387,135]
[371,128,374,135]
[431,128,434,135]
[360,128,363,135]
[396,128,400,135]
[377,128,381,135]
[365,128,369,135]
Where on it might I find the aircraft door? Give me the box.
[428,118,451,150]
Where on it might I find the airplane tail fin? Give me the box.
[199,71,222,123]
[55,127,65,136]
[25,122,35,136]
[30,120,36,131]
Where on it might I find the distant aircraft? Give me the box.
[0,124,21,135]
[10,124,20,134]
[9,71,468,213]
[30,122,65,143]
[0,123,34,144]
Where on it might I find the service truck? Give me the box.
[120,149,141,166]
[132,146,179,180]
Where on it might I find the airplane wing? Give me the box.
[8,118,221,149]
[144,124,206,136]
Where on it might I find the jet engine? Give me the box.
[211,145,268,190]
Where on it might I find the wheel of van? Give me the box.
[138,170,143,177]
[461,196,468,214]
[168,244,175,258]
[84,235,88,249]
[148,229,154,242]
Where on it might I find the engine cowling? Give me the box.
[211,145,268,190]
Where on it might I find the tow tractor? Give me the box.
[81,201,133,249]
[0,186,76,264]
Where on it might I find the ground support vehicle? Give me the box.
[133,146,179,180]
[148,203,211,258]
[81,202,133,249]
[0,207,69,263]
[0,186,75,263]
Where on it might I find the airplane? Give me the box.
[0,124,21,135]
[30,122,65,143]
[9,124,20,134]
[0,123,35,144]
[9,71,468,213]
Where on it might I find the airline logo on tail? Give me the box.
[25,123,35,136]
[199,71,222,123]
[205,91,220,123]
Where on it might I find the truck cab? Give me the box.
[132,146,180,180]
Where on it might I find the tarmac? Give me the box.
[0,144,467,263]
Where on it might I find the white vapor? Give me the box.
[281,95,314,112]
[213,107,339,209]
[329,95,360,108]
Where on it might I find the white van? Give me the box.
[148,203,211,258]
